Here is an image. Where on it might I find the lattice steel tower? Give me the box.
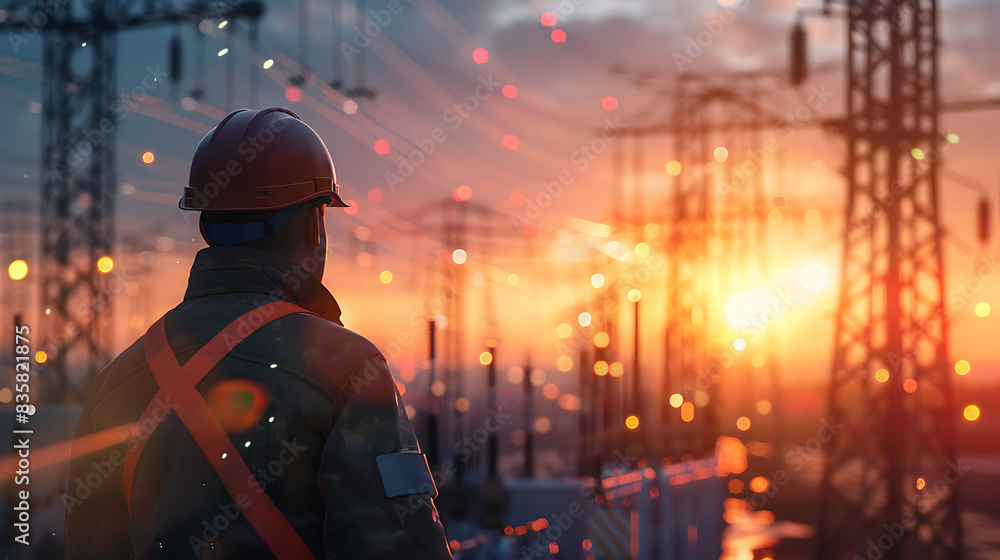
[1,0,262,401]
[816,0,962,558]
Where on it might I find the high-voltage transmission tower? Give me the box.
[0,0,262,401]
[815,0,963,558]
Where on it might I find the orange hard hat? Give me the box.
[180,107,349,212]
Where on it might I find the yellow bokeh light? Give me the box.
[916,477,926,490]
[507,273,519,286]
[768,209,782,223]
[594,331,610,348]
[669,393,683,408]
[507,366,525,384]
[35,351,47,364]
[379,270,393,284]
[97,256,114,273]
[975,302,991,317]
[680,402,695,423]
[262,58,275,69]
[733,338,747,351]
[666,160,682,176]
[455,397,470,412]
[556,323,573,339]
[8,259,28,280]
[556,355,573,371]
[634,242,650,257]
[578,312,592,327]
[749,476,769,493]
[0,387,12,403]
[431,380,446,396]
[452,249,467,264]
[594,360,609,376]
[964,404,980,421]
[806,208,821,222]
[479,351,493,366]
[609,362,624,377]
[756,399,771,415]
[627,289,642,302]
[751,355,765,368]
[875,368,889,383]
[736,416,751,431]
[800,262,829,291]
[955,360,970,375]
[625,415,639,430]
[141,151,154,164]
[591,273,605,289]
[713,146,728,163]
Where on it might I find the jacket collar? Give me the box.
[183,246,344,326]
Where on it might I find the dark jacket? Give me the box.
[64,246,452,559]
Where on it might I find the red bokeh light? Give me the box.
[509,191,525,206]
[285,86,301,102]
[374,139,391,155]
[472,47,489,64]
[368,188,384,203]
[503,135,519,150]
[602,96,618,111]
[343,200,359,215]
[453,184,472,202]
[551,29,566,43]
[540,12,557,27]
[502,84,518,98]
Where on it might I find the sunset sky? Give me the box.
[1,0,999,402]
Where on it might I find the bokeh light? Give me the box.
[800,263,829,291]
[666,160,682,176]
[551,29,566,43]
[736,416,751,431]
[141,151,154,164]
[578,312,592,327]
[472,47,489,64]
[8,259,28,280]
[714,146,728,163]
[594,332,609,348]
[601,96,618,111]
[556,323,572,338]
[97,256,114,273]
[669,393,683,408]
[374,139,391,155]
[625,415,639,429]
[964,404,980,421]
[974,302,991,317]
[876,368,890,383]
[452,249,467,264]
[955,360,970,375]
[591,273,605,288]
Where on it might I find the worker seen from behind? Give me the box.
[64,107,453,559]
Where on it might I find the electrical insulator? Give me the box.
[790,20,807,85]
[170,35,182,82]
[980,196,991,244]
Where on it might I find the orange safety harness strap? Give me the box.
[123,301,317,560]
